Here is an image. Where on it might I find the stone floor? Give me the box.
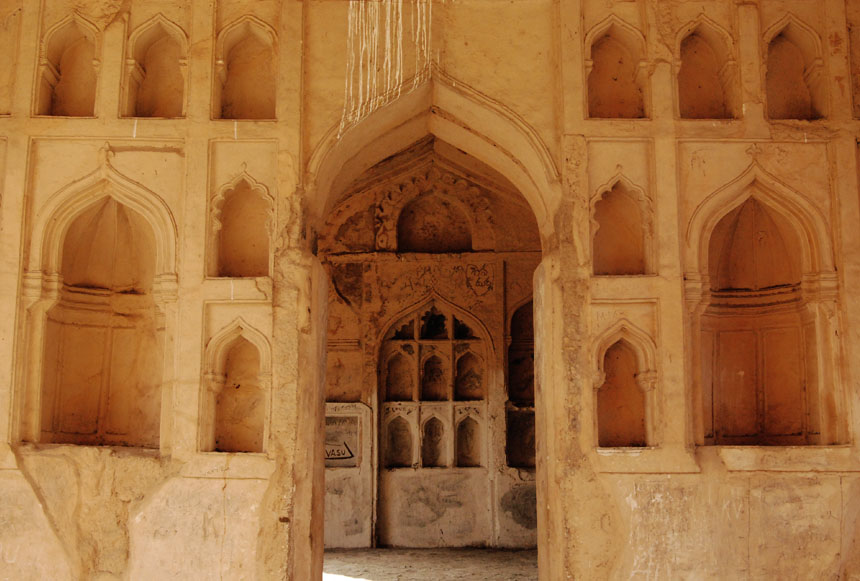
[323,548,539,580]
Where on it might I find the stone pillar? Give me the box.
[258,239,327,580]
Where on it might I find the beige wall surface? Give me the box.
[1,0,860,579]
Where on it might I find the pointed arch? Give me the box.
[213,15,277,120]
[210,167,275,232]
[203,317,272,379]
[675,15,738,119]
[685,162,834,277]
[584,15,649,119]
[592,318,658,385]
[122,14,188,118]
[33,148,178,280]
[35,13,100,116]
[590,170,653,275]
[763,14,827,119]
[306,73,559,249]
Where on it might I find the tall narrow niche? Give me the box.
[41,197,163,447]
[37,19,98,116]
[597,340,647,447]
[701,198,816,445]
[215,19,276,120]
[506,301,536,468]
[678,28,733,119]
[766,23,825,120]
[123,19,186,118]
[587,23,646,118]
[213,177,272,277]
[592,181,648,276]
[213,337,265,453]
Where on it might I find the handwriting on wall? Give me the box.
[325,416,360,468]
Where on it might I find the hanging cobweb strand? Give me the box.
[338,0,432,138]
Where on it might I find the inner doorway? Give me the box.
[319,137,541,549]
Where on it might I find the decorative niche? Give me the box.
[200,319,270,453]
[122,16,187,118]
[585,17,648,119]
[213,16,277,120]
[36,15,99,117]
[593,321,658,448]
[209,170,274,278]
[591,174,653,276]
[380,300,487,469]
[676,18,738,119]
[764,17,826,120]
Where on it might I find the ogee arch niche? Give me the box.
[319,137,541,549]
[40,197,165,447]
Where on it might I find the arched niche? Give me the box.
[385,415,413,468]
[456,416,481,467]
[506,300,536,468]
[591,176,652,275]
[676,19,737,119]
[200,319,271,453]
[397,194,473,253]
[421,416,446,467]
[421,354,448,401]
[210,172,274,277]
[592,320,658,448]
[214,17,276,120]
[122,16,187,118]
[41,197,164,447]
[454,352,483,400]
[687,170,844,445]
[764,17,826,120]
[596,340,647,447]
[384,351,415,401]
[585,17,648,119]
[36,16,99,116]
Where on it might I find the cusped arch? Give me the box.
[41,13,100,64]
[203,317,272,378]
[215,15,277,59]
[674,15,738,118]
[584,15,647,60]
[763,14,823,67]
[128,14,188,62]
[33,150,178,279]
[379,292,495,353]
[590,171,652,220]
[593,319,657,388]
[686,163,834,277]
[210,167,275,233]
[306,73,559,248]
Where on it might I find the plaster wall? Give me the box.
[0,0,859,579]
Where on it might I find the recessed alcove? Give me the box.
[123,17,187,118]
[456,417,481,467]
[454,352,483,400]
[385,352,415,401]
[421,355,447,401]
[214,18,276,120]
[385,416,413,468]
[397,195,472,252]
[41,197,163,447]
[678,27,733,119]
[586,20,647,119]
[765,20,825,120]
[36,18,98,116]
[702,198,814,445]
[592,179,650,276]
[421,417,446,467]
[597,340,647,447]
[213,337,264,453]
[210,176,273,278]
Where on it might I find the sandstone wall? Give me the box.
[0,0,858,579]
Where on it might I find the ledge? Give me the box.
[711,445,860,472]
[593,446,701,474]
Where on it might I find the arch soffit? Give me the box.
[675,14,734,65]
[306,73,559,241]
[211,165,275,232]
[763,14,823,66]
[34,145,178,276]
[128,14,189,62]
[685,161,834,275]
[379,291,496,354]
[216,15,277,59]
[584,15,647,60]
[204,317,272,376]
[42,13,101,63]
